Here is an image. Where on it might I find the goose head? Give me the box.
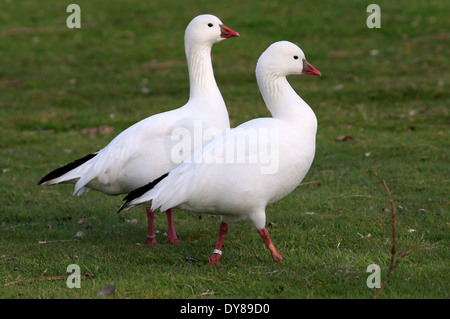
[256,41,321,78]
[185,14,239,47]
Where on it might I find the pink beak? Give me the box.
[302,59,321,76]
[220,24,240,38]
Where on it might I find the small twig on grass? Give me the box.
[329,194,373,199]
[4,276,69,287]
[4,272,94,287]
[201,289,218,296]
[299,180,321,187]
[374,180,411,299]
[38,239,79,244]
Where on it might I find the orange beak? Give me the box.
[302,59,321,76]
[220,24,240,38]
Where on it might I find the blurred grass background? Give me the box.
[0,0,448,298]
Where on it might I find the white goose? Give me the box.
[38,14,239,245]
[119,41,321,265]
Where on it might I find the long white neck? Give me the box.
[185,42,222,101]
[256,69,317,134]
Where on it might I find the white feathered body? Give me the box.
[43,100,229,196]
[135,115,316,228]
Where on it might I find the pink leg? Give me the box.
[165,209,179,244]
[144,206,158,245]
[257,228,283,262]
[207,222,229,266]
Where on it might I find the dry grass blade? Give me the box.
[4,273,94,287]
[374,180,412,299]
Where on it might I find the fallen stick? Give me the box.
[329,194,373,199]
[374,180,411,299]
[38,239,78,244]
[4,273,94,287]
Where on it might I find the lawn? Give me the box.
[0,0,448,300]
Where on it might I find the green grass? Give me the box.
[0,0,448,299]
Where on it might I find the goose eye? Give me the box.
[293,56,299,60]
[208,23,213,27]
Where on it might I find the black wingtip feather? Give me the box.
[117,172,169,213]
[38,153,97,185]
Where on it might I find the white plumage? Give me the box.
[120,41,321,265]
